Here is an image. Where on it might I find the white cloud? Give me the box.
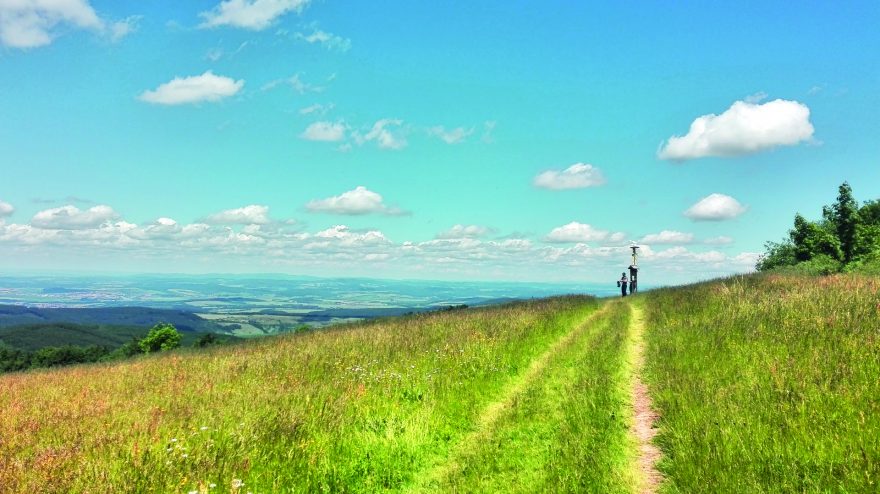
[139,71,244,105]
[199,0,310,30]
[658,99,815,161]
[743,91,768,104]
[545,222,609,243]
[262,74,323,94]
[0,200,13,217]
[299,103,333,115]
[481,120,496,144]
[704,235,734,245]
[206,205,271,225]
[312,225,388,245]
[436,224,493,239]
[428,126,474,144]
[0,0,102,48]
[306,186,404,216]
[128,217,181,239]
[640,230,694,245]
[109,15,139,42]
[296,28,351,52]
[354,119,406,150]
[533,163,606,190]
[300,121,346,142]
[31,205,118,230]
[684,193,747,221]
[608,232,627,243]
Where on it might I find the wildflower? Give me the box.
[189,491,198,494]
[200,426,209,431]
[181,453,189,458]
[232,479,244,489]
[209,483,217,489]
[171,438,178,443]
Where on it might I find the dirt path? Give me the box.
[406,304,609,492]
[628,302,663,494]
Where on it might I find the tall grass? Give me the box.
[0,296,598,493]
[643,273,880,492]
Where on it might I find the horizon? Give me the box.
[2,1,878,284]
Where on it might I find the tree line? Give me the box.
[758,182,880,274]
[0,323,223,373]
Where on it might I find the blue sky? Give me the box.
[0,1,878,283]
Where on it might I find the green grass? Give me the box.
[0,295,628,493]
[643,273,880,492]
[418,300,636,493]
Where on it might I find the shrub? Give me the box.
[138,323,182,353]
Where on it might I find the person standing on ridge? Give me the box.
[617,272,628,297]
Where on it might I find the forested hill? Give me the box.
[0,305,223,333]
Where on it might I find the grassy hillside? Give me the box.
[2,274,878,493]
[643,273,880,492]
[1,296,647,493]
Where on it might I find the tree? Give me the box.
[193,333,218,348]
[831,182,859,264]
[756,240,796,271]
[138,323,182,353]
[789,213,841,262]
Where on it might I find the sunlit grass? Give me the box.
[644,273,880,492]
[0,296,601,493]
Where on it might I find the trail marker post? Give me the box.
[628,244,639,294]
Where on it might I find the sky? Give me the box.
[0,1,878,284]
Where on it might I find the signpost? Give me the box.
[629,244,640,294]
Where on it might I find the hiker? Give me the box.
[617,272,628,297]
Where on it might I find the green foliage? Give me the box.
[756,240,796,271]
[790,213,841,262]
[193,333,219,348]
[832,182,860,263]
[759,182,879,272]
[776,254,842,276]
[138,323,182,353]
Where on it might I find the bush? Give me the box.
[138,323,182,353]
[778,254,842,276]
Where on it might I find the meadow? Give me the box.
[0,295,643,493]
[3,273,879,493]
[643,274,880,492]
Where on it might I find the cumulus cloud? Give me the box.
[139,71,244,105]
[684,194,747,221]
[0,200,13,217]
[353,119,406,150]
[533,163,606,190]
[306,186,405,216]
[31,205,118,230]
[199,0,311,30]
[658,98,815,161]
[300,121,346,142]
[428,126,474,144]
[436,224,494,239]
[0,0,102,48]
[206,205,271,225]
[640,230,694,245]
[545,222,610,243]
